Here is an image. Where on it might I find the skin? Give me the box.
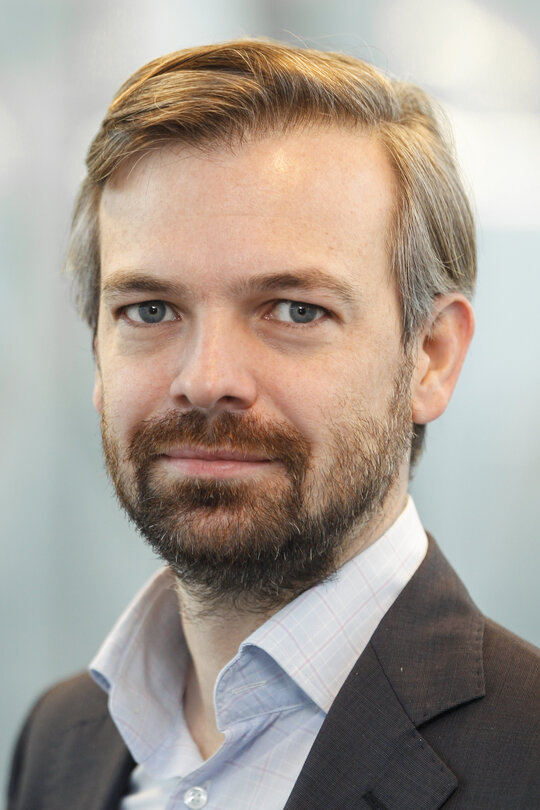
[93,127,474,757]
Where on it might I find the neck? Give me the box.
[176,586,273,759]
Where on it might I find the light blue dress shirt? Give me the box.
[90,497,427,809]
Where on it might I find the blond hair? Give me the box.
[67,39,477,463]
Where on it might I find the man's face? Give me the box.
[94,128,416,607]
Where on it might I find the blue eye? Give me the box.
[124,301,175,324]
[272,301,326,324]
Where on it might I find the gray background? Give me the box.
[2,0,539,795]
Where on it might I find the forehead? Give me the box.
[99,127,397,294]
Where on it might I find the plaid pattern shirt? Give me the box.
[90,497,427,810]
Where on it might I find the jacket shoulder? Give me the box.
[366,540,540,807]
[7,673,130,810]
[421,618,540,807]
[25,671,108,731]
[482,617,540,725]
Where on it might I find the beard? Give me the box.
[101,362,413,612]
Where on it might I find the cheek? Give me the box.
[282,347,402,440]
[100,356,172,428]
[263,361,345,448]
[93,370,103,413]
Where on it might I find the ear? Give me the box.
[411,293,475,425]
[92,337,103,414]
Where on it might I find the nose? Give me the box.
[169,314,258,414]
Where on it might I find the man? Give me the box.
[8,40,539,809]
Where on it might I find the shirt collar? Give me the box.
[90,567,190,761]
[243,496,427,711]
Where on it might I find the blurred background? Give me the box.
[1,0,539,795]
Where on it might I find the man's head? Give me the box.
[67,40,476,467]
[68,40,475,608]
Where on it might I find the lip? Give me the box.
[163,446,273,462]
[158,446,276,478]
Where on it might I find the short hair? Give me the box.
[67,39,476,465]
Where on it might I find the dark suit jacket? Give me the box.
[8,541,540,809]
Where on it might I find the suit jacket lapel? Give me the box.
[285,540,485,810]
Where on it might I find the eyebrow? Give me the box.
[101,268,358,306]
[101,272,191,300]
[231,270,357,306]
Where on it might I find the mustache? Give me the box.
[126,409,312,477]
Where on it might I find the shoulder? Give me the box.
[30,671,107,720]
[481,617,540,725]
[7,673,114,810]
[12,672,106,746]
[419,612,540,806]
[16,672,108,747]
[371,539,540,805]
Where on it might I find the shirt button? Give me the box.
[184,785,208,809]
